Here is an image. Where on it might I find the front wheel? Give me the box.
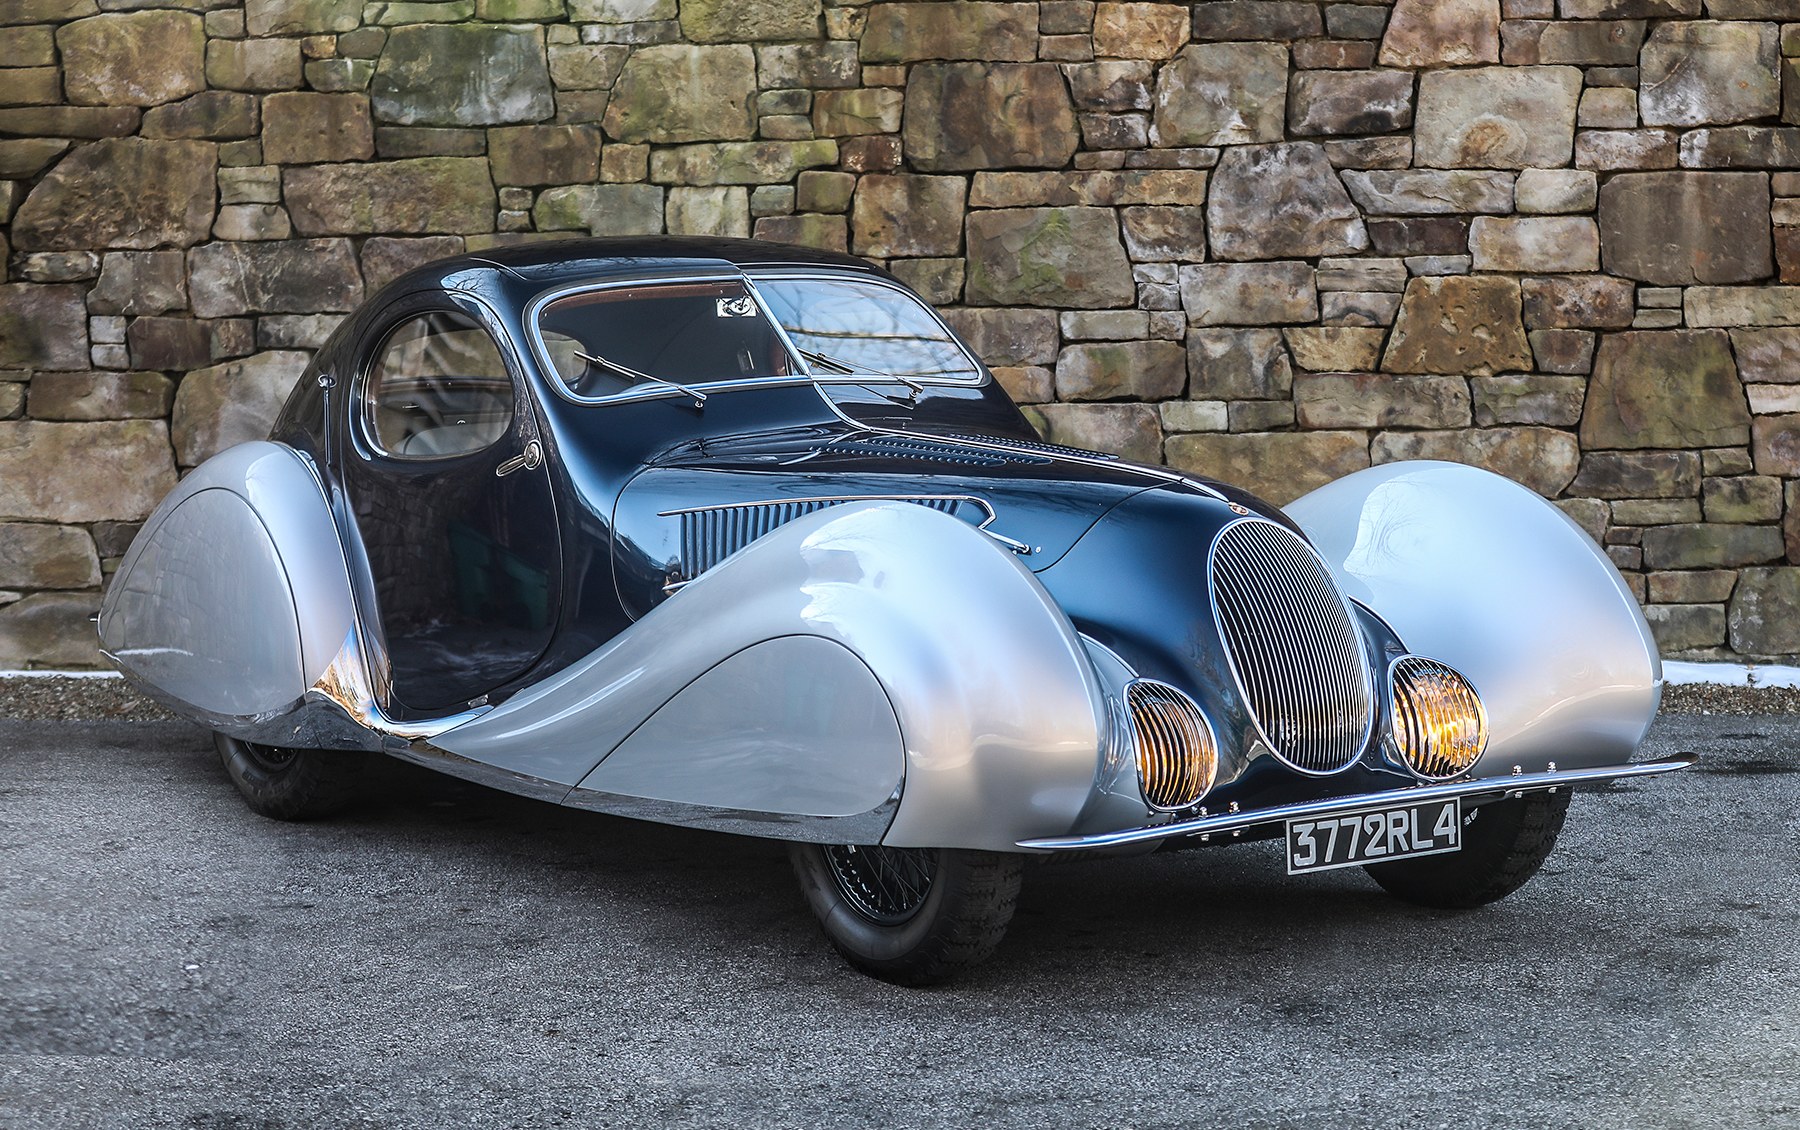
[789,843,1024,986]
[1365,789,1571,909]
[214,732,366,821]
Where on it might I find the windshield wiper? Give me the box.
[796,347,924,395]
[574,349,707,406]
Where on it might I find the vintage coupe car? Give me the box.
[100,237,1692,984]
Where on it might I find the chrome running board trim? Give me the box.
[1015,754,1698,851]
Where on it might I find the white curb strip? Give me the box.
[1660,661,1800,689]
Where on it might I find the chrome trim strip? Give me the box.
[658,493,1035,555]
[1016,754,1699,851]
[562,783,902,845]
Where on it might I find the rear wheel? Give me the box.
[789,843,1024,986]
[214,732,365,821]
[1365,789,1571,909]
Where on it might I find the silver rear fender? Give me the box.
[98,441,357,723]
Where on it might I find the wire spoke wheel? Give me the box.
[791,843,1024,985]
[824,844,938,925]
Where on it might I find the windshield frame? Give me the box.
[524,267,989,407]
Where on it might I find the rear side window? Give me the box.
[364,311,513,460]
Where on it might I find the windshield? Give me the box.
[535,273,981,400]
[755,276,982,383]
[538,278,794,398]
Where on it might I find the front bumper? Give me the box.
[1015,753,1698,852]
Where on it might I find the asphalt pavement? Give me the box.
[1,713,1795,1129]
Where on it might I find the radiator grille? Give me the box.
[678,497,962,579]
[1208,519,1373,774]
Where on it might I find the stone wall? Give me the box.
[3,0,1800,667]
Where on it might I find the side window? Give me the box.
[364,310,514,460]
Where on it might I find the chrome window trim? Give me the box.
[1206,515,1378,778]
[524,267,987,407]
[747,269,986,386]
[355,304,518,464]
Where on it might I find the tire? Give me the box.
[1365,789,1571,909]
[214,732,365,821]
[789,843,1024,986]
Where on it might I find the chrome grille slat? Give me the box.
[677,496,961,579]
[1208,519,1374,774]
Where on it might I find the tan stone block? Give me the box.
[1371,426,1579,496]
[1294,372,1471,429]
[1284,326,1385,371]
[1093,2,1188,59]
[0,421,176,522]
[1165,430,1368,504]
[1054,340,1186,401]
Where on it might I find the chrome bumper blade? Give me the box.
[1016,754,1699,852]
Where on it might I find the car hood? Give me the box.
[608,424,1203,617]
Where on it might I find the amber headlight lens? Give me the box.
[1128,680,1217,811]
[1388,656,1487,780]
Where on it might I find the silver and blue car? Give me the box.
[99,237,1691,984]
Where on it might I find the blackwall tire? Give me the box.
[789,843,1024,986]
[1365,789,1571,909]
[214,732,365,821]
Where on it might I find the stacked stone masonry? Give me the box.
[3,0,1800,665]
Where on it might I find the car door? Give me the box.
[340,297,561,715]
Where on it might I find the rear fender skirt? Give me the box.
[98,442,357,724]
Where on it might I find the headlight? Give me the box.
[1388,656,1487,780]
[1127,680,1217,810]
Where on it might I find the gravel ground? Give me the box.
[0,711,1795,1129]
[1,672,1794,722]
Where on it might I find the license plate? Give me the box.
[1286,797,1462,874]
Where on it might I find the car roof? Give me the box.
[472,235,878,281]
[374,236,890,307]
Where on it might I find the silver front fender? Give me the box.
[1286,460,1661,772]
[433,501,1109,850]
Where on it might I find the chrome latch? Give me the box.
[496,440,543,477]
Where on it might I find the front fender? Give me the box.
[1285,460,1661,772]
[433,501,1108,850]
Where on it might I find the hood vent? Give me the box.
[674,496,964,580]
[834,435,1046,467]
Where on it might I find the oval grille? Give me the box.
[1209,519,1373,774]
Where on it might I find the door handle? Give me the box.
[496,440,543,478]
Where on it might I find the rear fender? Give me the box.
[98,441,357,725]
